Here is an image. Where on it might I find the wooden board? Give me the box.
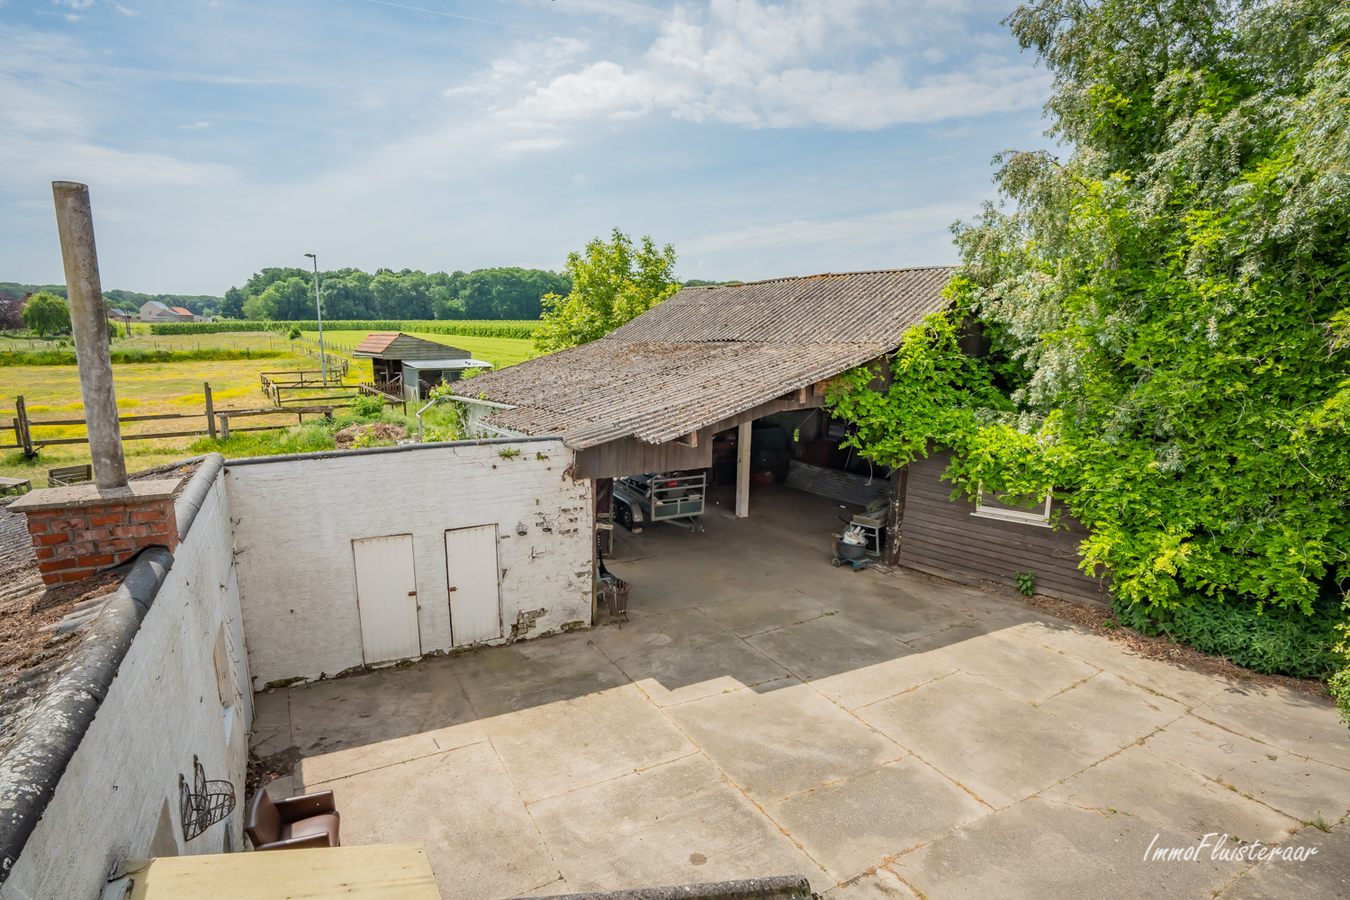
[897,451,1111,606]
[119,843,441,900]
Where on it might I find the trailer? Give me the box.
[613,471,706,533]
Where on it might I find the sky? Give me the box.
[0,0,1057,296]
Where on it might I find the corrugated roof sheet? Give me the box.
[353,332,402,355]
[455,267,952,449]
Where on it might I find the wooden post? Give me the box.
[736,420,752,518]
[219,414,229,441]
[204,383,216,440]
[15,396,33,457]
[884,465,909,566]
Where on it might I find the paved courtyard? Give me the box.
[251,485,1350,900]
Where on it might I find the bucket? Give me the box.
[603,578,631,618]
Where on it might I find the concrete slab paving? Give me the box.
[479,683,696,803]
[589,608,791,707]
[1014,620,1230,708]
[765,758,989,881]
[1043,745,1299,843]
[1193,684,1350,770]
[858,672,1116,808]
[820,870,919,900]
[665,679,904,804]
[527,754,818,893]
[1143,715,1350,823]
[304,740,559,900]
[909,629,1100,704]
[252,485,1350,900]
[1216,820,1350,900]
[1038,671,1187,749]
[451,630,630,718]
[895,797,1246,900]
[286,657,479,760]
[696,588,835,639]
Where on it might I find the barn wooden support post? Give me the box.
[735,421,751,518]
[52,181,127,490]
[885,464,909,566]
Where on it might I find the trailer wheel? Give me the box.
[830,557,842,567]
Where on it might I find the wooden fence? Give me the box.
[1,385,350,455]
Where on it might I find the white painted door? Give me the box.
[445,525,501,646]
[352,534,421,664]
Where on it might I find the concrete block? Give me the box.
[481,683,695,803]
[1193,684,1350,771]
[858,672,1116,808]
[1039,672,1187,748]
[665,680,903,804]
[528,754,816,894]
[766,758,988,881]
[905,629,1100,704]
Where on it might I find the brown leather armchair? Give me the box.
[245,789,340,851]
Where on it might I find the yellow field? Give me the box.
[0,329,537,487]
[0,333,344,487]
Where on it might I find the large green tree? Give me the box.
[533,229,680,353]
[21,292,71,337]
[833,1,1350,623]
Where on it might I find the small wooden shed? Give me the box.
[353,333,492,403]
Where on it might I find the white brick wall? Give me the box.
[225,440,594,689]
[1,471,249,900]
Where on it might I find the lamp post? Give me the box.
[303,253,327,385]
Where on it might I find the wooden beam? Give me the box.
[736,421,751,518]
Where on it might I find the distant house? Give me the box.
[352,332,493,404]
[107,309,135,324]
[138,300,193,323]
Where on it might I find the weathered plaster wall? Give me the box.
[226,440,593,689]
[0,469,249,900]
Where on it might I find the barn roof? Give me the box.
[353,332,472,360]
[353,332,402,355]
[453,267,952,449]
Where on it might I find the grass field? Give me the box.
[0,332,350,487]
[305,330,538,370]
[0,329,536,488]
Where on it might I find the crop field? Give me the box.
[0,332,355,487]
[305,330,538,370]
[0,329,538,487]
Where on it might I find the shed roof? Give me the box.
[170,307,193,316]
[353,332,472,360]
[453,267,952,449]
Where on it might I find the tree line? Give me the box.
[222,267,572,321]
[0,283,221,322]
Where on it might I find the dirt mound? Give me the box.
[334,422,407,449]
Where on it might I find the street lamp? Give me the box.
[303,253,327,385]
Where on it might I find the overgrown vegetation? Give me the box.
[188,401,414,458]
[149,319,538,339]
[829,0,1350,689]
[533,228,680,353]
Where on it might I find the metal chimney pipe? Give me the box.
[52,181,128,490]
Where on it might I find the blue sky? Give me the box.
[0,0,1055,295]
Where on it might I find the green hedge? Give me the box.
[150,320,539,338]
[0,348,284,366]
[1113,595,1346,679]
[148,322,277,335]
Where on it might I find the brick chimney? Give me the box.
[11,479,181,585]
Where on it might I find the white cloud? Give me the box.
[180,121,210,129]
[476,0,1049,132]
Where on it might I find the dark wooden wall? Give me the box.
[574,429,713,480]
[896,450,1111,607]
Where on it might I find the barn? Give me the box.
[448,268,1109,606]
[352,332,493,404]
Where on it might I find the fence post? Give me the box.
[219,414,230,441]
[15,396,33,457]
[204,382,216,440]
